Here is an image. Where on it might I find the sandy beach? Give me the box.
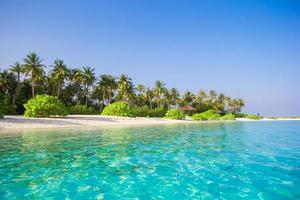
[0,115,200,132]
[1,115,299,132]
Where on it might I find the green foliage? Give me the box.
[133,107,149,117]
[133,107,166,117]
[220,113,236,120]
[0,110,3,119]
[24,94,68,118]
[165,109,185,120]
[68,104,97,115]
[101,102,134,117]
[147,107,166,117]
[132,107,167,117]
[245,114,262,120]
[192,109,221,121]
[191,113,208,120]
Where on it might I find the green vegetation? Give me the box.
[192,109,221,121]
[24,94,68,118]
[165,109,185,120]
[245,114,262,120]
[0,110,3,119]
[132,107,167,117]
[101,102,134,117]
[220,113,236,120]
[68,104,97,115]
[0,52,246,117]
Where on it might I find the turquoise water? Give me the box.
[0,121,300,199]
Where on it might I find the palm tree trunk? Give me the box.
[57,82,60,98]
[32,81,35,98]
[85,87,88,107]
[76,86,80,104]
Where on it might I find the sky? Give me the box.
[0,0,299,116]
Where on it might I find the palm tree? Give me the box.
[117,74,134,103]
[208,90,217,106]
[82,66,96,106]
[71,68,84,104]
[215,93,226,113]
[50,59,69,98]
[162,89,172,109]
[154,80,165,108]
[181,91,195,106]
[144,87,154,109]
[23,52,45,97]
[95,74,117,110]
[169,87,180,107]
[136,83,145,106]
[9,62,23,105]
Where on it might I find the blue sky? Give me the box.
[0,0,299,116]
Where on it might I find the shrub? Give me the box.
[133,107,149,117]
[192,109,221,121]
[68,104,97,115]
[165,109,185,120]
[245,114,262,120]
[101,102,134,117]
[0,111,3,119]
[24,94,68,118]
[220,113,236,120]
[147,107,167,117]
[192,113,208,120]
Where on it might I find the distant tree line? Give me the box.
[0,52,244,115]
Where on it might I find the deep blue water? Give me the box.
[0,121,300,199]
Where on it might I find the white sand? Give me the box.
[0,115,200,132]
[1,115,298,132]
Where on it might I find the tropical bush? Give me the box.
[165,109,185,120]
[132,107,149,117]
[0,110,4,119]
[24,94,68,118]
[192,109,221,121]
[101,102,134,117]
[147,107,167,117]
[68,104,97,115]
[220,113,236,120]
[245,114,262,120]
[191,113,207,120]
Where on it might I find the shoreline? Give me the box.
[0,115,299,133]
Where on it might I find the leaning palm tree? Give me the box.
[50,59,69,98]
[23,52,45,97]
[82,66,96,106]
[154,80,165,108]
[9,62,23,105]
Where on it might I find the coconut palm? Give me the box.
[181,91,195,106]
[71,68,84,104]
[169,87,180,107]
[117,74,134,103]
[95,74,117,110]
[50,59,69,98]
[154,80,165,108]
[23,52,45,97]
[9,62,23,104]
[136,83,145,106]
[144,87,154,109]
[82,66,96,106]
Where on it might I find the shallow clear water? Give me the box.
[0,121,300,199]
